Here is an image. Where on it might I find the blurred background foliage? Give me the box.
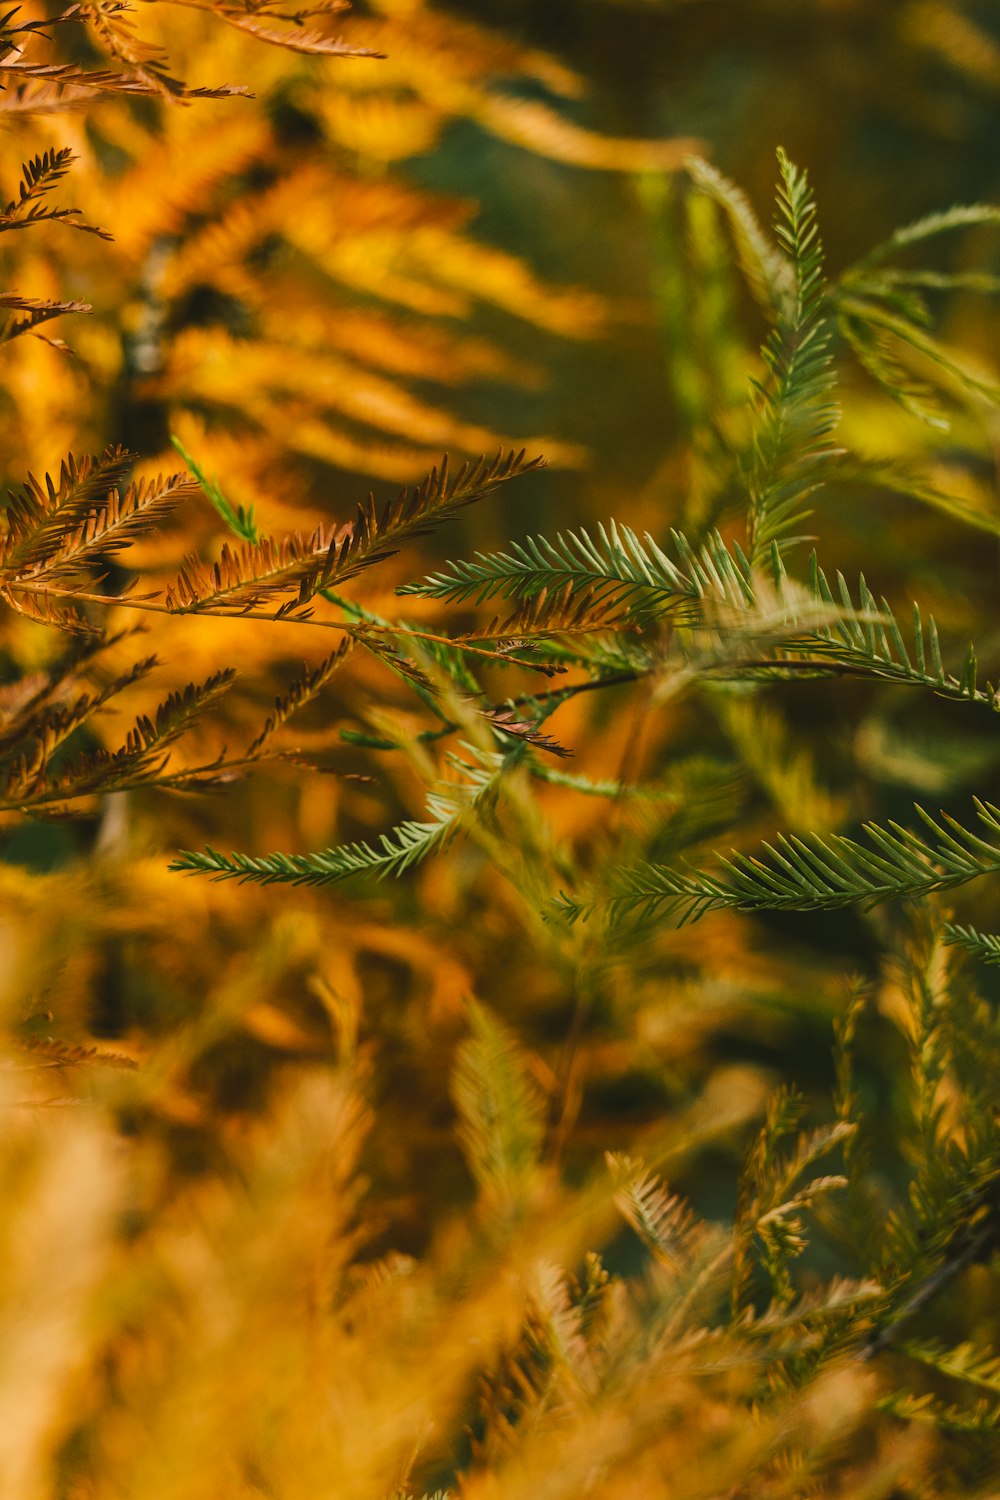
[4,0,1000,1494]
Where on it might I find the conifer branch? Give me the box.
[852,204,1000,270]
[400,522,753,622]
[0,446,136,575]
[942,922,1000,967]
[171,747,511,885]
[245,642,352,759]
[0,148,112,238]
[1,668,237,809]
[0,290,91,342]
[746,149,840,566]
[791,556,999,709]
[162,450,543,614]
[558,800,1000,925]
[608,1154,703,1268]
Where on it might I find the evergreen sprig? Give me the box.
[943,922,1000,967]
[745,149,840,565]
[403,522,762,621]
[171,747,511,885]
[558,800,1000,925]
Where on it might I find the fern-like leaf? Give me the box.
[0,655,157,794]
[401,519,701,617]
[170,434,259,542]
[0,147,112,238]
[245,642,352,758]
[877,1389,1000,1435]
[12,1037,138,1071]
[479,705,572,758]
[560,799,1000,925]
[213,13,385,57]
[0,290,91,342]
[2,669,237,809]
[463,582,635,643]
[0,584,97,635]
[943,922,1000,967]
[898,1340,1000,1396]
[852,204,1000,270]
[791,556,998,709]
[608,1154,703,1268]
[746,149,840,564]
[171,747,509,885]
[166,525,344,616]
[0,447,135,575]
[9,471,199,580]
[401,523,759,641]
[166,451,544,614]
[332,449,546,588]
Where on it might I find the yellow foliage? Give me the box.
[1,0,999,1494]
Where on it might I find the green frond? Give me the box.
[837,309,948,427]
[171,434,259,543]
[837,294,1000,410]
[745,149,840,565]
[399,518,696,612]
[870,268,1000,295]
[835,205,1000,425]
[171,747,510,886]
[400,522,755,627]
[795,556,997,710]
[852,204,1000,270]
[559,799,1000,926]
[943,922,1000,967]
